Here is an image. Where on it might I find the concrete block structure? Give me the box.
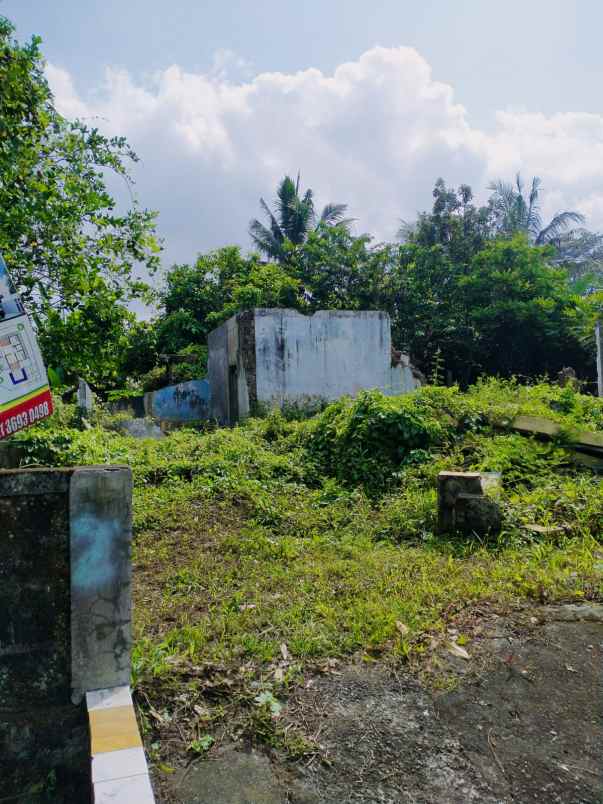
[437,471,502,536]
[208,308,419,425]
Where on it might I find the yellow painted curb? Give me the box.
[89,704,142,755]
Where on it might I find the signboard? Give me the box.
[0,255,53,439]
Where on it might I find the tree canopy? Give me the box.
[0,16,161,386]
[249,174,352,261]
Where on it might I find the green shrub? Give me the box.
[304,386,479,494]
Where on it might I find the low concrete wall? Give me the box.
[254,309,397,406]
[144,379,210,423]
[0,466,133,801]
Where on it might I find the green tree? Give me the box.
[402,179,493,267]
[0,16,161,382]
[488,174,584,246]
[157,247,301,354]
[388,233,596,384]
[289,224,393,312]
[461,235,592,378]
[249,174,352,261]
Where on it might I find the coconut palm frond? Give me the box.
[250,173,350,260]
[489,173,586,250]
[320,203,348,225]
[535,211,587,245]
[259,198,283,242]
[397,219,416,242]
[249,219,283,260]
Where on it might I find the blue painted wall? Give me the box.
[145,379,211,422]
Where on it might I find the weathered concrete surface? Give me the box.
[159,604,602,804]
[78,378,94,413]
[145,379,211,423]
[0,468,73,707]
[0,467,91,801]
[176,748,297,804]
[208,309,420,425]
[438,470,502,536]
[116,417,165,440]
[70,466,133,703]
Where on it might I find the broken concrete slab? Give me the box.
[176,747,292,804]
[510,415,603,454]
[544,602,603,623]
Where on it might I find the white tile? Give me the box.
[94,772,155,803]
[86,685,132,711]
[92,747,148,784]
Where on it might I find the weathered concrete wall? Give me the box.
[0,465,133,801]
[254,309,414,407]
[70,467,133,703]
[208,308,421,424]
[106,395,146,418]
[208,319,232,425]
[144,379,210,423]
[208,315,254,425]
[0,440,27,468]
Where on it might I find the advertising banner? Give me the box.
[0,255,53,439]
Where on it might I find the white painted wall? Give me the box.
[253,309,417,406]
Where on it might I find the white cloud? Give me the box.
[46,47,603,270]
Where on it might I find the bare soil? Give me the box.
[160,602,603,804]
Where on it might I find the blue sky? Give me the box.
[3,1,603,267]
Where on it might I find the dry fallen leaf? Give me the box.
[280,643,289,661]
[447,641,471,660]
[193,704,210,719]
[395,621,409,637]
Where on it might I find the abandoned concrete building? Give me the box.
[208,308,420,425]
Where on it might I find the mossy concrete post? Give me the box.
[437,471,502,536]
[0,465,132,799]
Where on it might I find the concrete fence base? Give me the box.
[0,466,147,801]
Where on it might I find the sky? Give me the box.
[3,1,603,271]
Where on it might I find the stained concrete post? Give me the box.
[78,378,94,414]
[438,471,502,536]
[70,466,133,703]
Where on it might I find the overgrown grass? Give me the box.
[11,380,603,767]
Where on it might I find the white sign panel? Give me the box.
[0,255,53,438]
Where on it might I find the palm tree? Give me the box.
[488,173,585,246]
[249,174,352,261]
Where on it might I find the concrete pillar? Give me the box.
[78,378,95,414]
[70,467,133,703]
[438,471,502,536]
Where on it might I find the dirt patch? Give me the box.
[435,604,603,803]
[158,603,603,803]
